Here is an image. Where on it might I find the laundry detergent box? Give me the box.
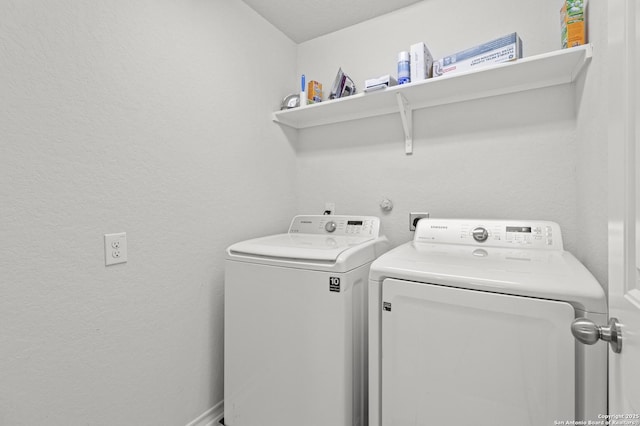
[306,80,322,104]
[561,0,587,48]
[433,32,523,77]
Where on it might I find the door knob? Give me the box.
[571,317,622,353]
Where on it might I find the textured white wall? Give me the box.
[0,0,609,424]
[294,0,607,285]
[574,0,608,287]
[0,1,296,425]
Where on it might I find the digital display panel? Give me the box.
[506,226,532,233]
[347,220,363,226]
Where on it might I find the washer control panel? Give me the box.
[288,215,381,238]
[414,219,563,250]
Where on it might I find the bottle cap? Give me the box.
[398,51,410,62]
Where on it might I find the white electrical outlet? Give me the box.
[104,232,127,266]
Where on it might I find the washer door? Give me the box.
[381,279,575,426]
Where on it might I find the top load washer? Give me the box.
[368,218,607,426]
[225,215,389,426]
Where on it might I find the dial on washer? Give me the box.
[472,226,489,242]
[325,221,337,233]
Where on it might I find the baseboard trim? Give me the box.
[186,401,224,426]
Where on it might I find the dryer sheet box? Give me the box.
[433,32,523,77]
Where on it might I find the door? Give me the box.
[381,279,575,426]
[608,0,640,415]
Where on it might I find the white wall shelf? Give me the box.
[273,44,592,154]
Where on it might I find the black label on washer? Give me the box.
[383,302,392,312]
[329,277,340,292]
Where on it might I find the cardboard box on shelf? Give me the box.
[410,42,434,81]
[561,0,587,48]
[307,80,322,104]
[433,32,523,78]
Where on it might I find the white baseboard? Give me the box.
[185,401,224,426]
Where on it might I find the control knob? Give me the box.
[325,221,337,233]
[472,226,489,243]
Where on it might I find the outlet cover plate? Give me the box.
[105,232,127,266]
[409,212,430,231]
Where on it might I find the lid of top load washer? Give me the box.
[226,215,382,267]
[369,218,606,314]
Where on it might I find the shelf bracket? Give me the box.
[396,93,413,154]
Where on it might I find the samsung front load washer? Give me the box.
[368,218,607,426]
[225,215,389,426]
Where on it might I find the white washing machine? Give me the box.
[368,218,607,426]
[225,215,389,426]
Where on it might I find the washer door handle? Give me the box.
[571,317,622,353]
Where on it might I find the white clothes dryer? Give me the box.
[225,215,389,426]
[368,218,607,426]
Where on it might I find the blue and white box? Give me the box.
[433,32,523,77]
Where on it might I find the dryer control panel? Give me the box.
[288,215,381,238]
[414,218,563,250]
